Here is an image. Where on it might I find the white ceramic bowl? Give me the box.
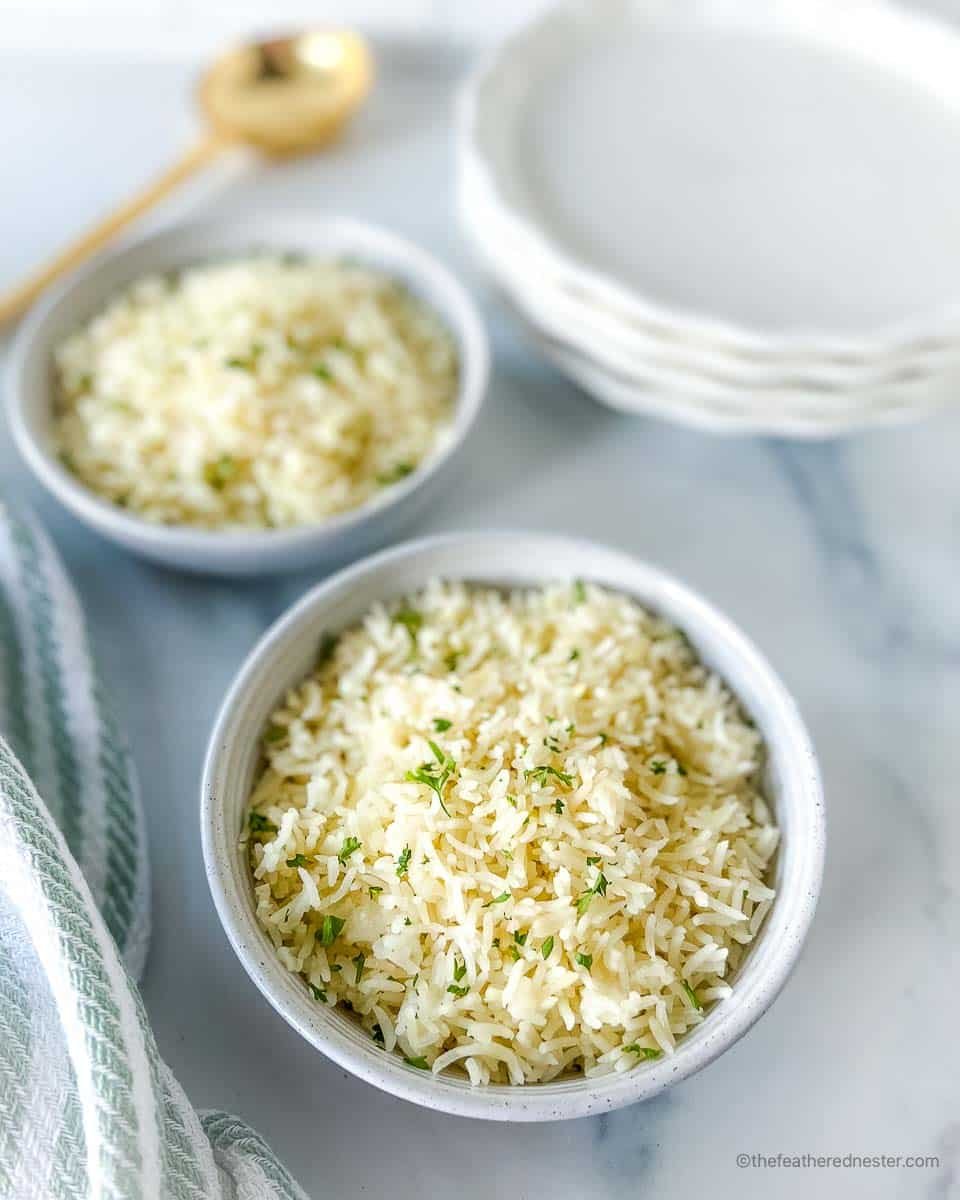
[7,214,489,576]
[201,532,825,1121]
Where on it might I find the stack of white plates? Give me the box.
[457,0,960,437]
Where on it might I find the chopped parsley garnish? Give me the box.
[575,870,609,916]
[393,607,423,645]
[625,1044,661,1059]
[316,632,339,667]
[554,798,565,814]
[513,930,528,947]
[225,356,254,371]
[541,936,554,960]
[312,362,334,381]
[677,763,688,777]
[447,984,469,998]
[396,847,412,878]
[586,856,601,866]
[337,836,362,865]
[377,462,415,486]
[573,579,587,605]
[330,964,342,973]
[525,764,574,788]
[598,733,609,745]
[508,945,521,962]
[569,648,580,662]
[352,953,366,984]
[650,761,667,776]
[403,917,412,926]
[405,740,456,815]
[204,455,238,489]
[484,891,511,907]
[368,886,383,899]
[404,1056,429,1070]
[248,812,277,834]
[371,1023,385,1045]
[286,854,308,869]
[433,717,452,732]
[681,981,703,1012]
[575,952,593,970]
[308,983,327,1003]
[506,795,518,808]
[444,650,461,672]
[263,723,286,744]
[453,957,467,982]
[318,914,346,946]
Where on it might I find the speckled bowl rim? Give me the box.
[201,532,825,1121]
[6,213,489,575]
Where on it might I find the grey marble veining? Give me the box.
[1,42,958,1200]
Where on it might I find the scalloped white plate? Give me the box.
[460,0,960,360]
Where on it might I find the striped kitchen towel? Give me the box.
[0,499,307,1200]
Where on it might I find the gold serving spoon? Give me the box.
[0,30,374,325]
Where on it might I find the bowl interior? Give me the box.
[203,534,824,1120]
[9,213,488,554]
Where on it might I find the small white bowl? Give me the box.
[7,214,489,576]
[201,532,825,1121]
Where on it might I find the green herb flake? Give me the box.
[677,763,688,777]
[404,917,412,927]
[393,608,423,644]
[575,870,609,916]
[312,362,334,381]
[444,650,461,672]
[447,984,469,998]
[506,795,518,808]
[569,648,580,662]
[575,952,593,970]
[248,812,277,835]
[404,1056,430,1070]
[586,856,601,866]
[396,847,412,878]
[404,740,457,816]
[352,953,366,984]
[371,1023,385,1045]
[625,1044,661,1060]
[316,632,339,668]
[453,957,467,983]
[541,936,554,960]
[650,761,667,776]
[318,914,346,946]
[525,764,574,788]
[554,798,565,815]
[225,356,253,371]
[513,930,528,947]
[308,983,327,1003]
[682,981,703,1012]
[598,733,609,746]
[484,891,511,908]
[338,836,362,866]
[368,886,383,900]
[204,455,238,490]
[573,579,587,605]
[377,462,415,486]
[433,717,452,732]
[286,854,308,869]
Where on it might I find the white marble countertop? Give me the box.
[2,41,958,1200]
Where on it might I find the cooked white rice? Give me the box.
[246,581,779,1085]
[53,256,457,529]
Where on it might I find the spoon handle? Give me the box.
[0,133,228,326]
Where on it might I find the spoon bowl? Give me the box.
[199,31,374,156]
